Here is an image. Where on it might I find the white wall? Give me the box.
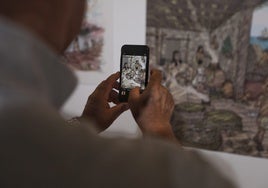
[61,0,268,187]
[199,150,268,188]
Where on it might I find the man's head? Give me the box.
[0,0,86,53]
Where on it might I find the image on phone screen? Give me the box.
[121,55,147,90]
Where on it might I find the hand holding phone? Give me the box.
[128,69,176,141]
[119,45,149,102]
[81,72,129,132]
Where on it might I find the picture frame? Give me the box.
[65,0,114,85]
[146,0,268,158]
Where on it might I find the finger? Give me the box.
[109,90,120,104]
[113,81,120,90]
[106,72,120,84]
[96,72,120,98]
[161,87,173,109]
[147,69,162,89]
[142,69,162,97]
[109,103,129,122]
[128,87,141,104]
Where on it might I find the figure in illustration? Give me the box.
[209,65,226,96]
[171,50,182,67]
[192,64,207,93]
[195,45,209,67]
[165,50,182,81]
[165,48,209,104]
[192,45,212,94]
[167,50,194,86]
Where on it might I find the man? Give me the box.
[0,0,235,187]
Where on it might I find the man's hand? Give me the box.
[80,72,129,132]
[128,69,177,141]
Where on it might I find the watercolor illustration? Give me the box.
[146,0,268,158]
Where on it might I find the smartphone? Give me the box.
[119,45,150,102]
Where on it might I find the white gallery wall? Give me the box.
[61,0,268,188]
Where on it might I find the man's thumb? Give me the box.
[128,87,140,104]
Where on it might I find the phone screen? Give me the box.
[121,55,147,90]
[119,45,149,102]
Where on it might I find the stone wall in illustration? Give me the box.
[146,8,253,99]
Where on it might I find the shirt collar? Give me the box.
[0,17,77,109]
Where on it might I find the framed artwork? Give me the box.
[147,0,268,158]
[64,0,114,84]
